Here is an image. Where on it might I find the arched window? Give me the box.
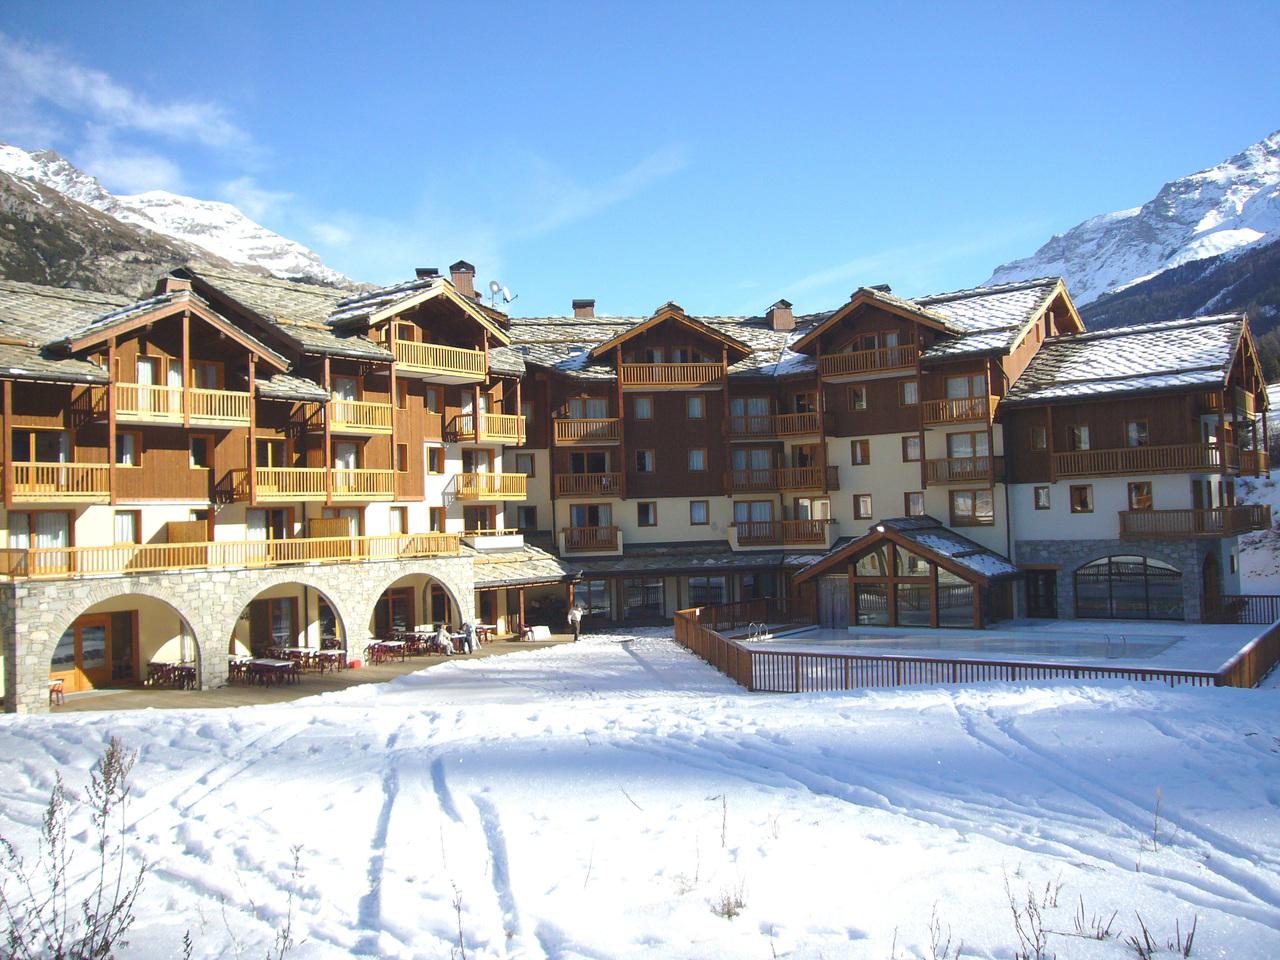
[1074,556,1183,620]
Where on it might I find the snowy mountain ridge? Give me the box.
[0,142,351,287]
[988,129,1280,304]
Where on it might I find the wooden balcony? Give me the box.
[326,398,394,435]
[561,525,620,553]
[8,462,111,502]
[188,388,251,426]
[0,531,461,580]
[924,456,1005,485]
[455,472,527,501]
[555,472,623,497]
[1119,505,1271,539]
[733,519,830,547]
[921,395,993,426]
[818,344,918,380]
[392,341,486,383]
[446,412,527,444]
[728,412,826,439]
[553,418,622,445]
[1053,443,1239,478]
[1242,449,1271,477]
[108,383,252,427]
[331,468,395,501]
[619,362,724,390]
[232,467,328,502]
[729,465,837,493]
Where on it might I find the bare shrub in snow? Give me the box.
[1004,871,1054,960]
[1067,895,1118,941]
[0,736,145,960]
[1127,912,1198,959]
[928,902,964,959]
[710,880,746,919]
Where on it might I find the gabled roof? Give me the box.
[329,276,511,345]
[789,286,960,355]
[588,302,754,361]
[0,280,125,385]
[794,516,1020,585]
[1001,313,1246,407]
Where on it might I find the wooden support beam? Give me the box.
[615,346,627,500]
[2,379,11,510]
[108,338,117,506]
[721,344,731,496]
[323,354,333,506]
[248,357,257,507]
[181,311,191,428]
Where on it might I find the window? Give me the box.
[735,500,774,525]
[687,576,727,606]
[114,431,140,466]
[426,446,444,474]
[902,436,921,462]
[795,497,831,520]
[688,448,707,471]
[624,578,665,619]
[578,579,613,617]
[428,507,445,532]
[635,449,655,472]
[190,360,222,389]
[851,439,870,465]
[950,489,994,526]
[792,392,817,414]
[513,452,535,476]
[1070,424,1090,451]
[8,511,71,552]
[946,374,985,399]
[521,401,535,432]
[113,511,140,544]
[247,508,291,540]
[389,507,408,535]
[637,502,657,526]
[633,396,653,420]
[848,386,867,411]
[686,395,705,419]
[1034,486,1051,510]
[1069,484,1093,513]
[690,500,709,525]
[853,494,873,519]
[1126,421,1150,448]
[12,429,68,463]
[1075,556,1183,620]
[463,505,496,531]
[904,492,925,516]
[1031,426,1048,451]
[516,505,537,531]
[395,443,409,472]
[424,388,441,414]
[189,435,212,469]
[570,450,609,473]
[899,380,918,406]
[1230,553,1238,574]
[1128,481,1153,511]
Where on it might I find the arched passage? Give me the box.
[369,572,462,639]
[1073,555,1184,620]
[231,581,348,658]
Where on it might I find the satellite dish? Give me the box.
[488,280,501,295]
[502,286,515,303]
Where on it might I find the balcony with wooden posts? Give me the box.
[316,398,394,436]
[921,395,994,426]
[553,418,622,445]
[729,465,839,493]
[818,344,918,381]
[1119,504,1271,539]
[392,340,487,383]
[446,412,527,445]
[555,472,623,498]
[331,468,396,501]
[8,462,112,502]
[1242,449,1270,477]
[618,362,725,390]
[455,472,527,501]
[728,412,827,440]
[0,531,461,580]
[559,525,621,555]
[229,467,328,502]
[924,456,1005,485]
[1053,443,1239,478]
[729,519,834,551]
[106,383,252,428]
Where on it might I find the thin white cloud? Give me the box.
[77,127,184,194]
[221,176,292,222]
[311,222,353,247]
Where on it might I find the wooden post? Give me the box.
[518,587,526,635]
[473,383,482,441]
[2,379,11,510]
[915,336,927,490]
[1045,404,1056,484]
[181,311,191,428]
[248,357,257,506]
[323,354,333,506]
[107,338,117,506]
[615,346,627,500]
[515,377,523,444]
[983,358,996,489]
[388,323,399,498]
[930,563,939,627]
[721,344,731,497]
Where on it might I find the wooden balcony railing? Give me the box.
[188,387,251,424]
[818,344,918,379]
[328,398,393,434]
[393,341,486,380]
[0,532,461,580]
[447,412,527,444]
[555,472,622,497]
[924,456,1005,485]
[1119,505,1271,539]
[921,395,993,425]
[1241,449,1270,477]
[553,418,622,444]
[236,467,329,501]
[729,466,831,492]
[728,412,824,438]
[735,519,829,546]
[114,383,184,422]
[1054,443,1239,478]
[331,468,395,499]
[456,472,527,500]
[562,525,620,552]
[619,362,725,388]
[8,462,112,502]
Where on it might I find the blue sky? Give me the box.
[1,1,1278,317]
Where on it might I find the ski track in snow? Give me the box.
[1,630,1278,959]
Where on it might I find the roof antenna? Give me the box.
[488,279,518,308]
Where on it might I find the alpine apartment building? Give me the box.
[0,264,1270,711]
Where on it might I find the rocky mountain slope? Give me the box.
[988,129,1280,305]
[0,142,350,287]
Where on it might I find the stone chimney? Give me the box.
[449,260,476,299]
[572,299,596,319]
[415,267,440,279]
[154,276,192,296]
[766,299,794,332]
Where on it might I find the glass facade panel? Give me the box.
[855,585,889,626]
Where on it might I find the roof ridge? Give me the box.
[914,276,1063,304]
[1053,312,1244,344]
[0,279,130,306]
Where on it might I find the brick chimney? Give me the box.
[766,299,794,332]
[449,260,476,299]
[572,299,596,318]
[154,276,192,296]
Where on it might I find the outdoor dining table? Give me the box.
[475,624,498,643]
[248,658,297,687]
[377,640,407,662]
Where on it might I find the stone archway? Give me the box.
[364,571,466,640]
[226,576,351,662]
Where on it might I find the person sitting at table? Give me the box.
[435,622,454,656]
[461,620,477,655]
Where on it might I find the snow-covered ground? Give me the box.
[1,629,1278,959]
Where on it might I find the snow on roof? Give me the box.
[796,517,1018,583]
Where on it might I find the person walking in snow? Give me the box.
[461,620,477,654]
[435,622,454,657]
[567,604,583,642]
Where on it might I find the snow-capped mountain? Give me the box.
[988,129,1280,304]
[0,142,351,287]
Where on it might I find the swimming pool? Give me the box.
[754,626,1183,661]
